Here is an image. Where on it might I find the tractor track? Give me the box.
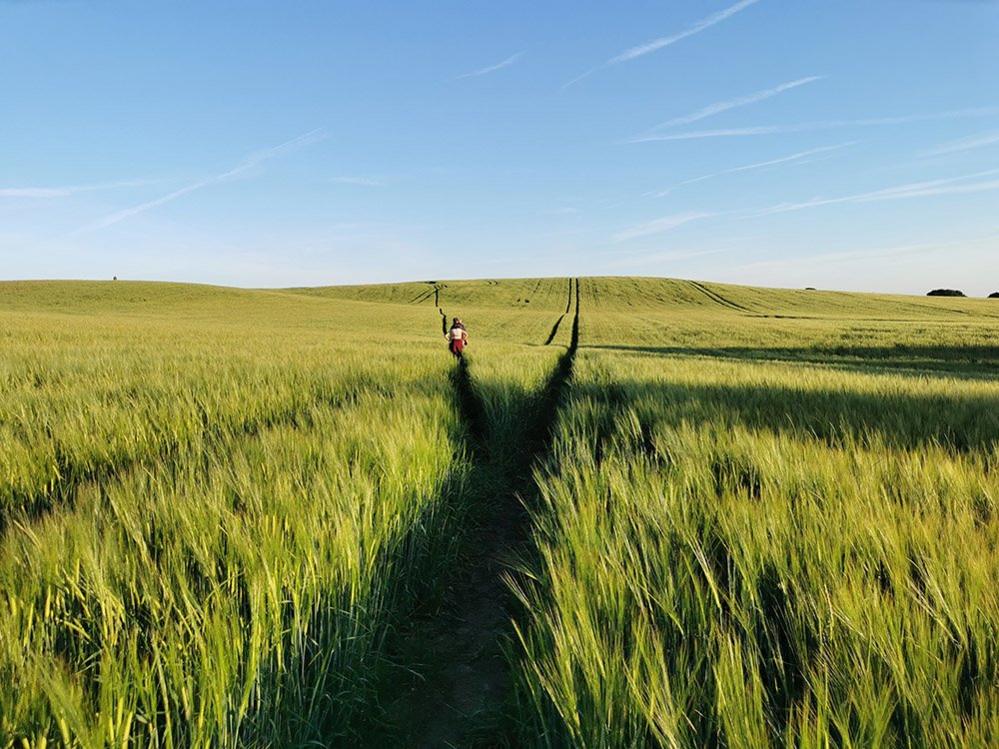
[543,277,575,346]
[435,285,449,335]
[410,287,436,305]
[381,279,580,746]
[688,280,753,313]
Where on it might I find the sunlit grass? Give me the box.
[2,276,997,748]
[514,351,999,748]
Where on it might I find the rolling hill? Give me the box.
[1,277,997,747]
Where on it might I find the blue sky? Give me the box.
[2,0,998,294]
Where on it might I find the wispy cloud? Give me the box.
[630,106,999,142]
[75,129,327,234]
[652,76,822,130]
[610,0,762,64]
[613,211,714,242]
[736,234,999,274]
[564,0,763,88]
[330,176,386,187]
[0,179,154,199]
[631,168,999,240]
[456,51,524,80]
[648,142,855,197]
[747,167,999,216]
[923,130,999,157]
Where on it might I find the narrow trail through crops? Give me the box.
[544,277,575,345]
[382,280,580,746]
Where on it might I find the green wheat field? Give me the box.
[2,277,997,748]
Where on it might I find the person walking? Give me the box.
[445,317,469,358]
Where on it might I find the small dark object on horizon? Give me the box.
[927,289,966,297]
[989,292,999,299]
[113,276,117,281]
[805,287,816,291]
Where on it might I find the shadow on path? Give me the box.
[543,278,575,346]
[377,280,580,747]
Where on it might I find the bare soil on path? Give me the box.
[378,282,580,747]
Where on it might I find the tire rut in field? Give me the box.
[543,277,574,346]
[436,285,449,335]
[410,286,437,305]
[688,280,753,313]
[379,279,580,747]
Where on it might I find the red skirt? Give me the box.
[449,338,465,356]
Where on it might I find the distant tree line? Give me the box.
[926,289,999,298]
